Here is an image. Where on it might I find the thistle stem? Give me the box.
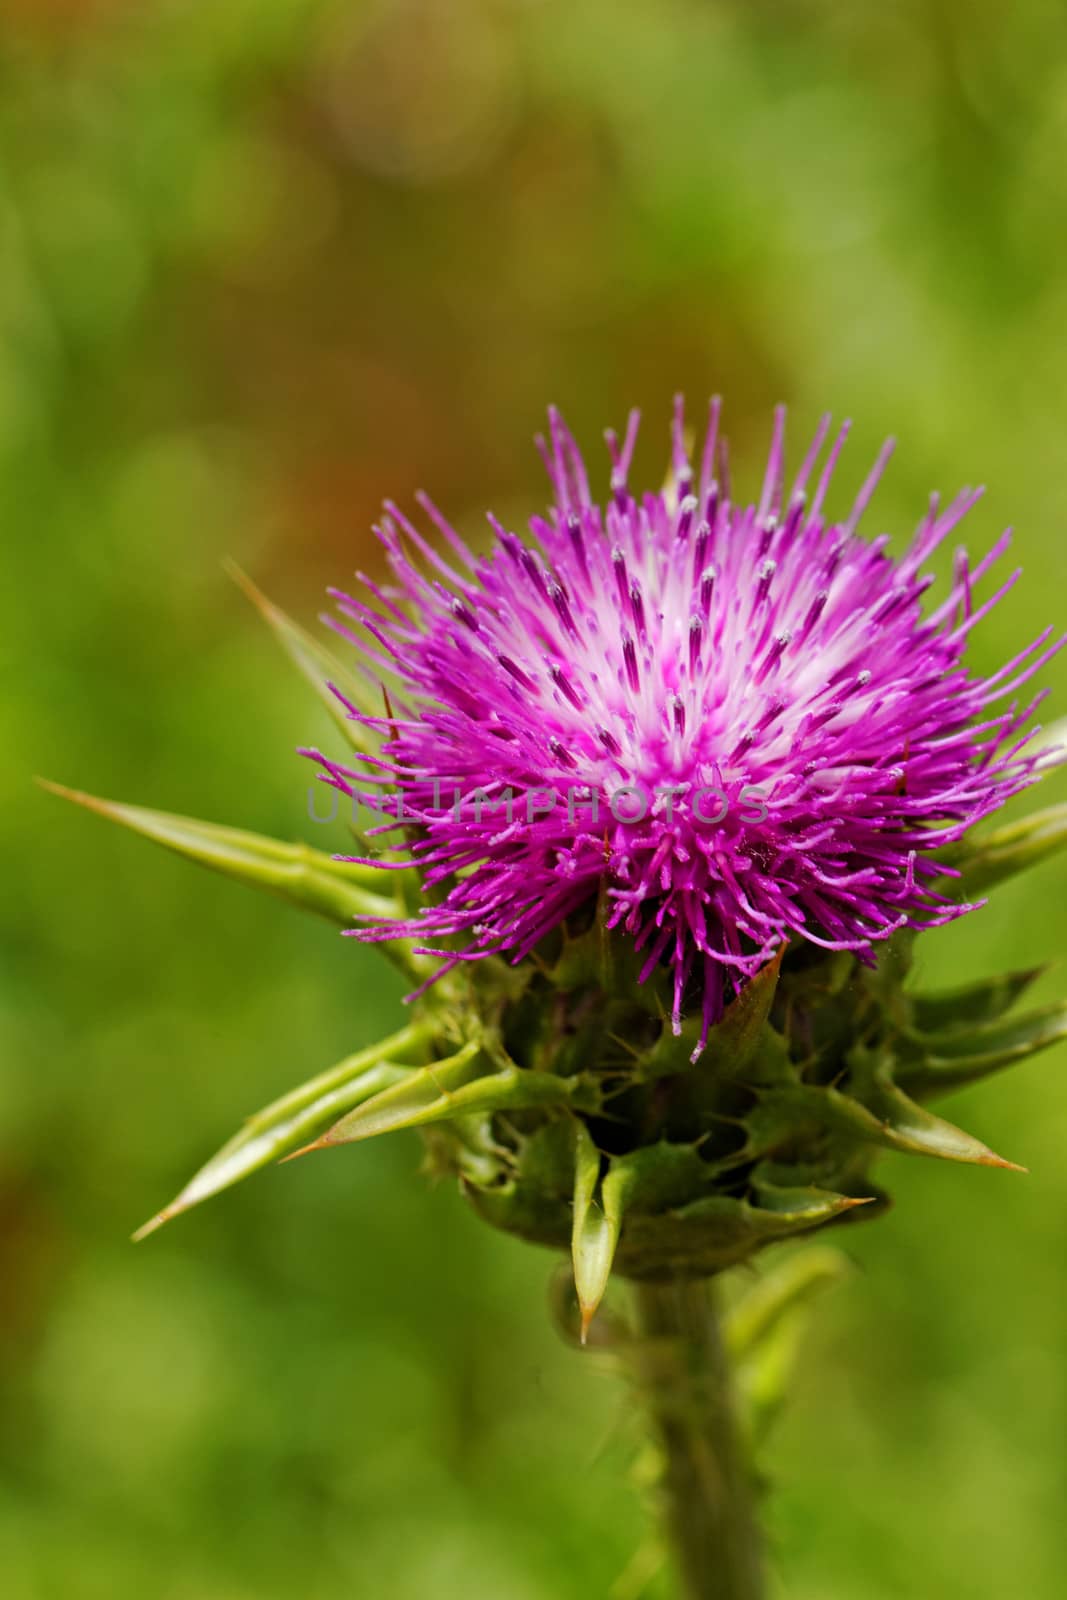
[629,1278,763,1600]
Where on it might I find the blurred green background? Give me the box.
[4,2,1067,1596]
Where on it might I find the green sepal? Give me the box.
[570,1123,616,1341]
[612,1185,867,1280]
[226,561,381,748]
[462,1119,577,1247]
[460,1112,872,1279]
[703,947,786,1077]
[309,1051,599,1149]
[542,896,612,995]
[951,802,1067,895]
[747,1064,1023,1171]
[419,1108,516,1189]
[603,1140,712,1214]
[899,1002,1067,1097]
[747,1179,873,1227]
[38,781,403,930]
[543,883,656,1009]
[909,967,1046,1034]
[847,1051,1025,1169]
[132,1020,434,1240]
[642,947,789,1086]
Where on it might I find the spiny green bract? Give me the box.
[412,883,1060,1336]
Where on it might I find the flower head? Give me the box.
[312,399,1060,1052]
[53,394,1067,1296]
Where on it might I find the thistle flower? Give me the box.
[48,397,1067,1284]
[311,399,1060,1053]
[44,394,1067,1600]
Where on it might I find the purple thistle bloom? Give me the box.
[309,399,1063,1054]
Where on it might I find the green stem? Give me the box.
[629,1278,764,1600]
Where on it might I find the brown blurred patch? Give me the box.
[0,1164,67,1364]
[0,0,131,40]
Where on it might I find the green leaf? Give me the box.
[38,780,407,930]
[133,1020,434,1239]
[909,967,1046,1034]
[226,561,380,748]
[900,1002,1067,1096]
[724,1246,851,1359]
[308,1053,597,1149]
[726,1247,851,1445]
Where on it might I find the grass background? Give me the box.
[3,2,1067,1595]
